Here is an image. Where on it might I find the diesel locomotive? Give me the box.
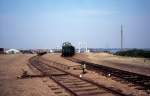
[62,42,75,57]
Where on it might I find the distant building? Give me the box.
[5,49,20,54]
[0,48,5,54]
[50,49,53,53]
[86,49,90,53]
[36,49,50,53]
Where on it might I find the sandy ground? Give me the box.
[0,53,149,96]
[0,54,58,96]
[42,53,149,96]
[73,53,150,76]
[42,53,81,70]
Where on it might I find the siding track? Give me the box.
[66,57,150,93]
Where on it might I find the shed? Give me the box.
[5,49,20,54]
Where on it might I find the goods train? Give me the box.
[37,51,47,56]
[0,48,4,54]
[62,42,75,57]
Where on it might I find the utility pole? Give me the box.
[121,24,123,50]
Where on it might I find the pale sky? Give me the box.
[0,0,150,49]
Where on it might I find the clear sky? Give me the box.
[0,0,150,49]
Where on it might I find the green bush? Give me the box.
[115,49,150,58]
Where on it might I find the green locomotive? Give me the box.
[62,42,75,57]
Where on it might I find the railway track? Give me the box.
[66,57,150,93]
[29,56,128,96]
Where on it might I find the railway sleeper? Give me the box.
[76,90,109,96]
[65,84,95,89]
[72,87,99,92]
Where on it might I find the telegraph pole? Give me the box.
[121,24,123,50]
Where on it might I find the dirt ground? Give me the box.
[0,53,149,96]
[73,53,150,76]
[0,54,57,96]
[42,53,149,96]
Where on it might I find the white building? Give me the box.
[5,49,20,54]
[50,49,53,53]
[86,49,90,53]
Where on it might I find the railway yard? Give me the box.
[0,53,150,96]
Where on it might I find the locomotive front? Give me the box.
[62,42,75,57]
